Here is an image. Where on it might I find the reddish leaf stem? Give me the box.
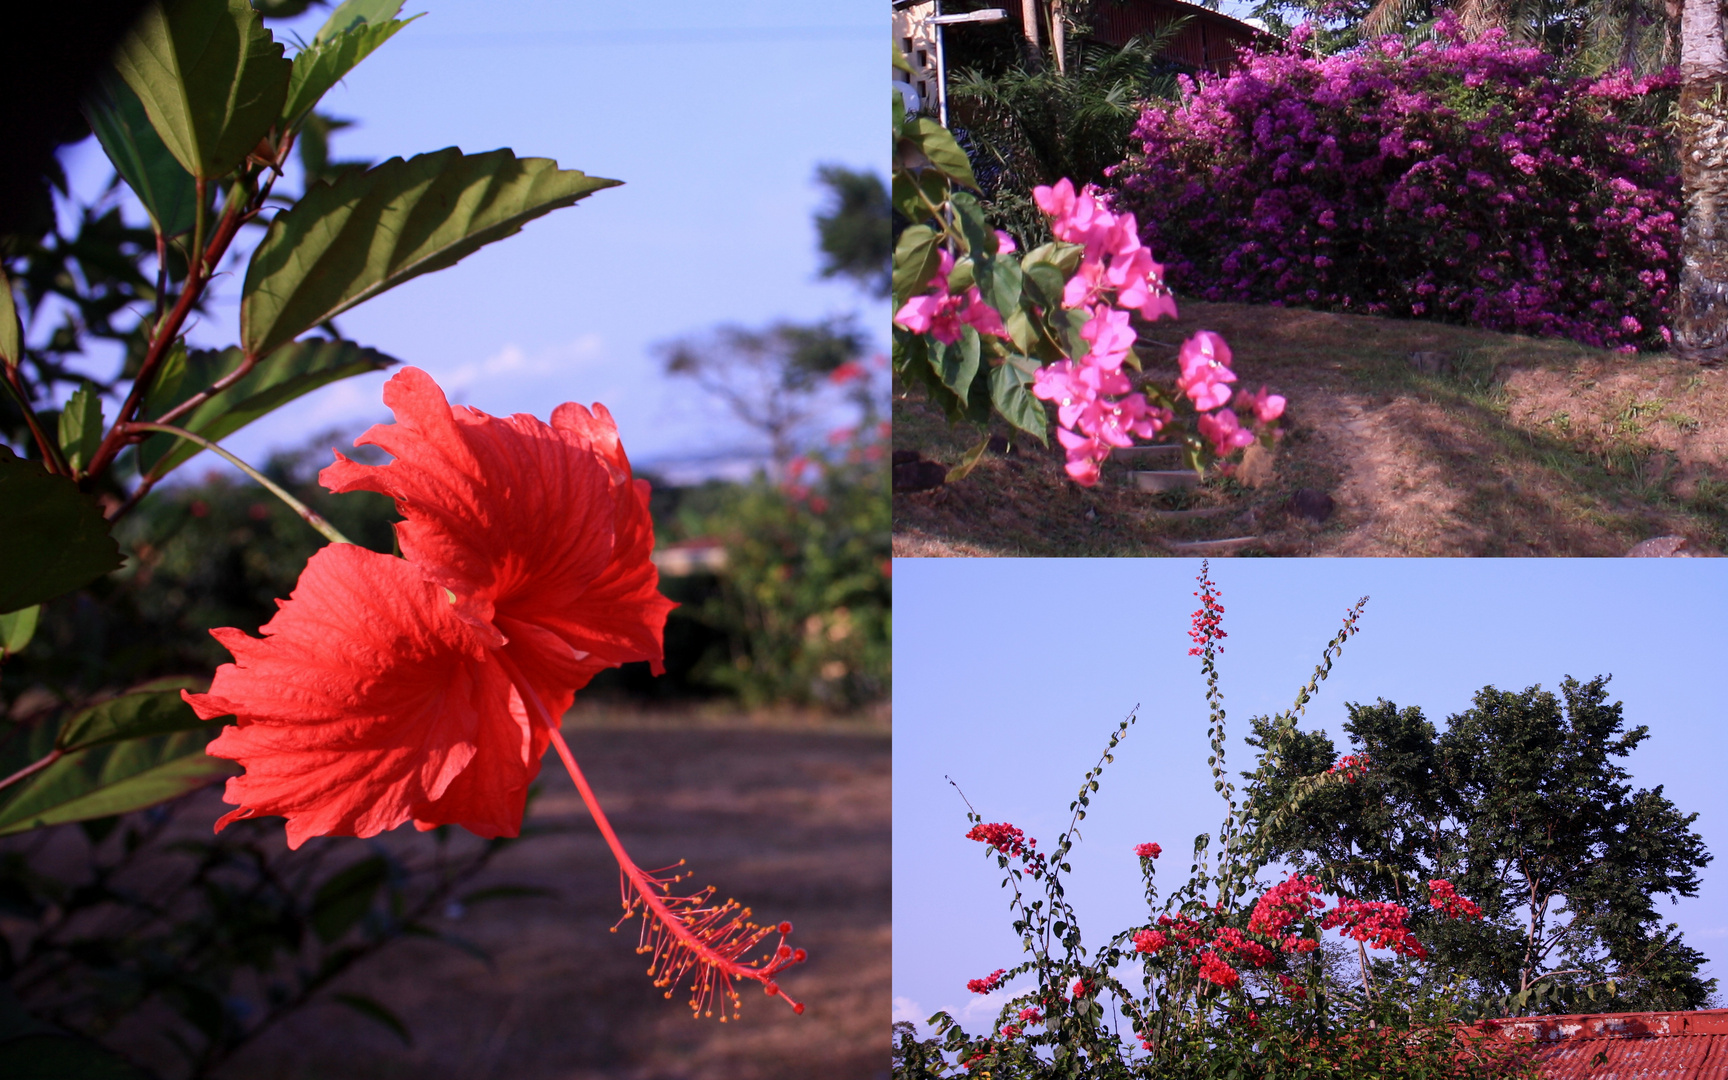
[0,748,62,795]
[86,173,263,483]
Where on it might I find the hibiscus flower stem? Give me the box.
[492,651,806,1019]
[120,422,356,547]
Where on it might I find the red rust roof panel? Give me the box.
[1481,1010,1728,1080]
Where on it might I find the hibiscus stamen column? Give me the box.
[494,650,806,1019]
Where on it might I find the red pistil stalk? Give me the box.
[496,652,806,1019]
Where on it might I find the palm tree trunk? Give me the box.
[1021,0,1045,68]
[1673,0,1728,361]
[1051,0,1068,75]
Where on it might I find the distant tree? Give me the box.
[812,164,889,298]
[1248,676,1715,1014]
[657,317,869,475]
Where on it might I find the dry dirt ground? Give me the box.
[894,300,1728,557]
[220,711,889,1080]
[36,707,889,1080]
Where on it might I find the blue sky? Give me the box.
[44,0,884,482]
[893,559,1728,1034]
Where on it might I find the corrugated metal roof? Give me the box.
[1087,0,1277,74]
[1479,1009,1728,1080]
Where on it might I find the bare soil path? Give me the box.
[206,712,890,1080]
[895,301,1728,557]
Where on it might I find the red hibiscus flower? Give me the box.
[183,368,802,1018]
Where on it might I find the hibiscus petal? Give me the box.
[185,544,518,849]
[319,368,672,674]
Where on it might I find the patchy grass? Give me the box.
[895,300,1728,556]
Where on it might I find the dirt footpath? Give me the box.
[213,720,890,1080]
[895,300,1728,556]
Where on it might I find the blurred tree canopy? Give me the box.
[813,164,890,298]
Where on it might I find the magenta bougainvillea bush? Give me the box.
[1109,17,1679,351]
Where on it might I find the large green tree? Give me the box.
[1247,676,1715,1014]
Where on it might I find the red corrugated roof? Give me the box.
[1479,1009,1728,1080]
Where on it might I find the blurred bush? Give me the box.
[669,444,890,712]
[5,429,889,716]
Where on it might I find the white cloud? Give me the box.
[892,996,925,1024]
[958,984,1025,1028]
[433,334,606,397]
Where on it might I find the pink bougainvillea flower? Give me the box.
[1236,384,1287,425]
[893,248,1010,344]
[184,368,803,1019]
[1177,331,1238,410]
[1198,408,1256,456]
[1135,841,1162,859]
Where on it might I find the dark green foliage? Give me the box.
[1249,676,1715,1014]
[672,458,890,712]
[0,793,537,1078]
[948,34,1184,247]
[0,449,123,613]
[814,164,890,298]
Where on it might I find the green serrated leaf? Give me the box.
[0,449,123,612]
[310,856,389,943]
[315,0,404,44]
[0,606,39,657]
[990,362,1048,445]
[0,266,21,370]
[113,0,294,181]
[57,688,213,755]
[84,73,198,237]
[282,16,415,131]
[329,993,412,1046]
[892,224,941,309]
[138,339,398,477]
[893,44,912,74]
[56,383,104,474]
[242,148,618,359]
[0,729,235,836]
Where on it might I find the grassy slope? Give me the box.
[894,301,1728,557]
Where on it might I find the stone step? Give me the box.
[1130,469,1200,493]
[1111,444,1184,462]
[1162,536,1262,556]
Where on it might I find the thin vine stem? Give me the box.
[119,421,353,546]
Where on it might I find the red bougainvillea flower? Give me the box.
[1428,879,1485,920]
[968,969,1009,994]
[184,368,803,1019]
[1135,841,1162,859]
